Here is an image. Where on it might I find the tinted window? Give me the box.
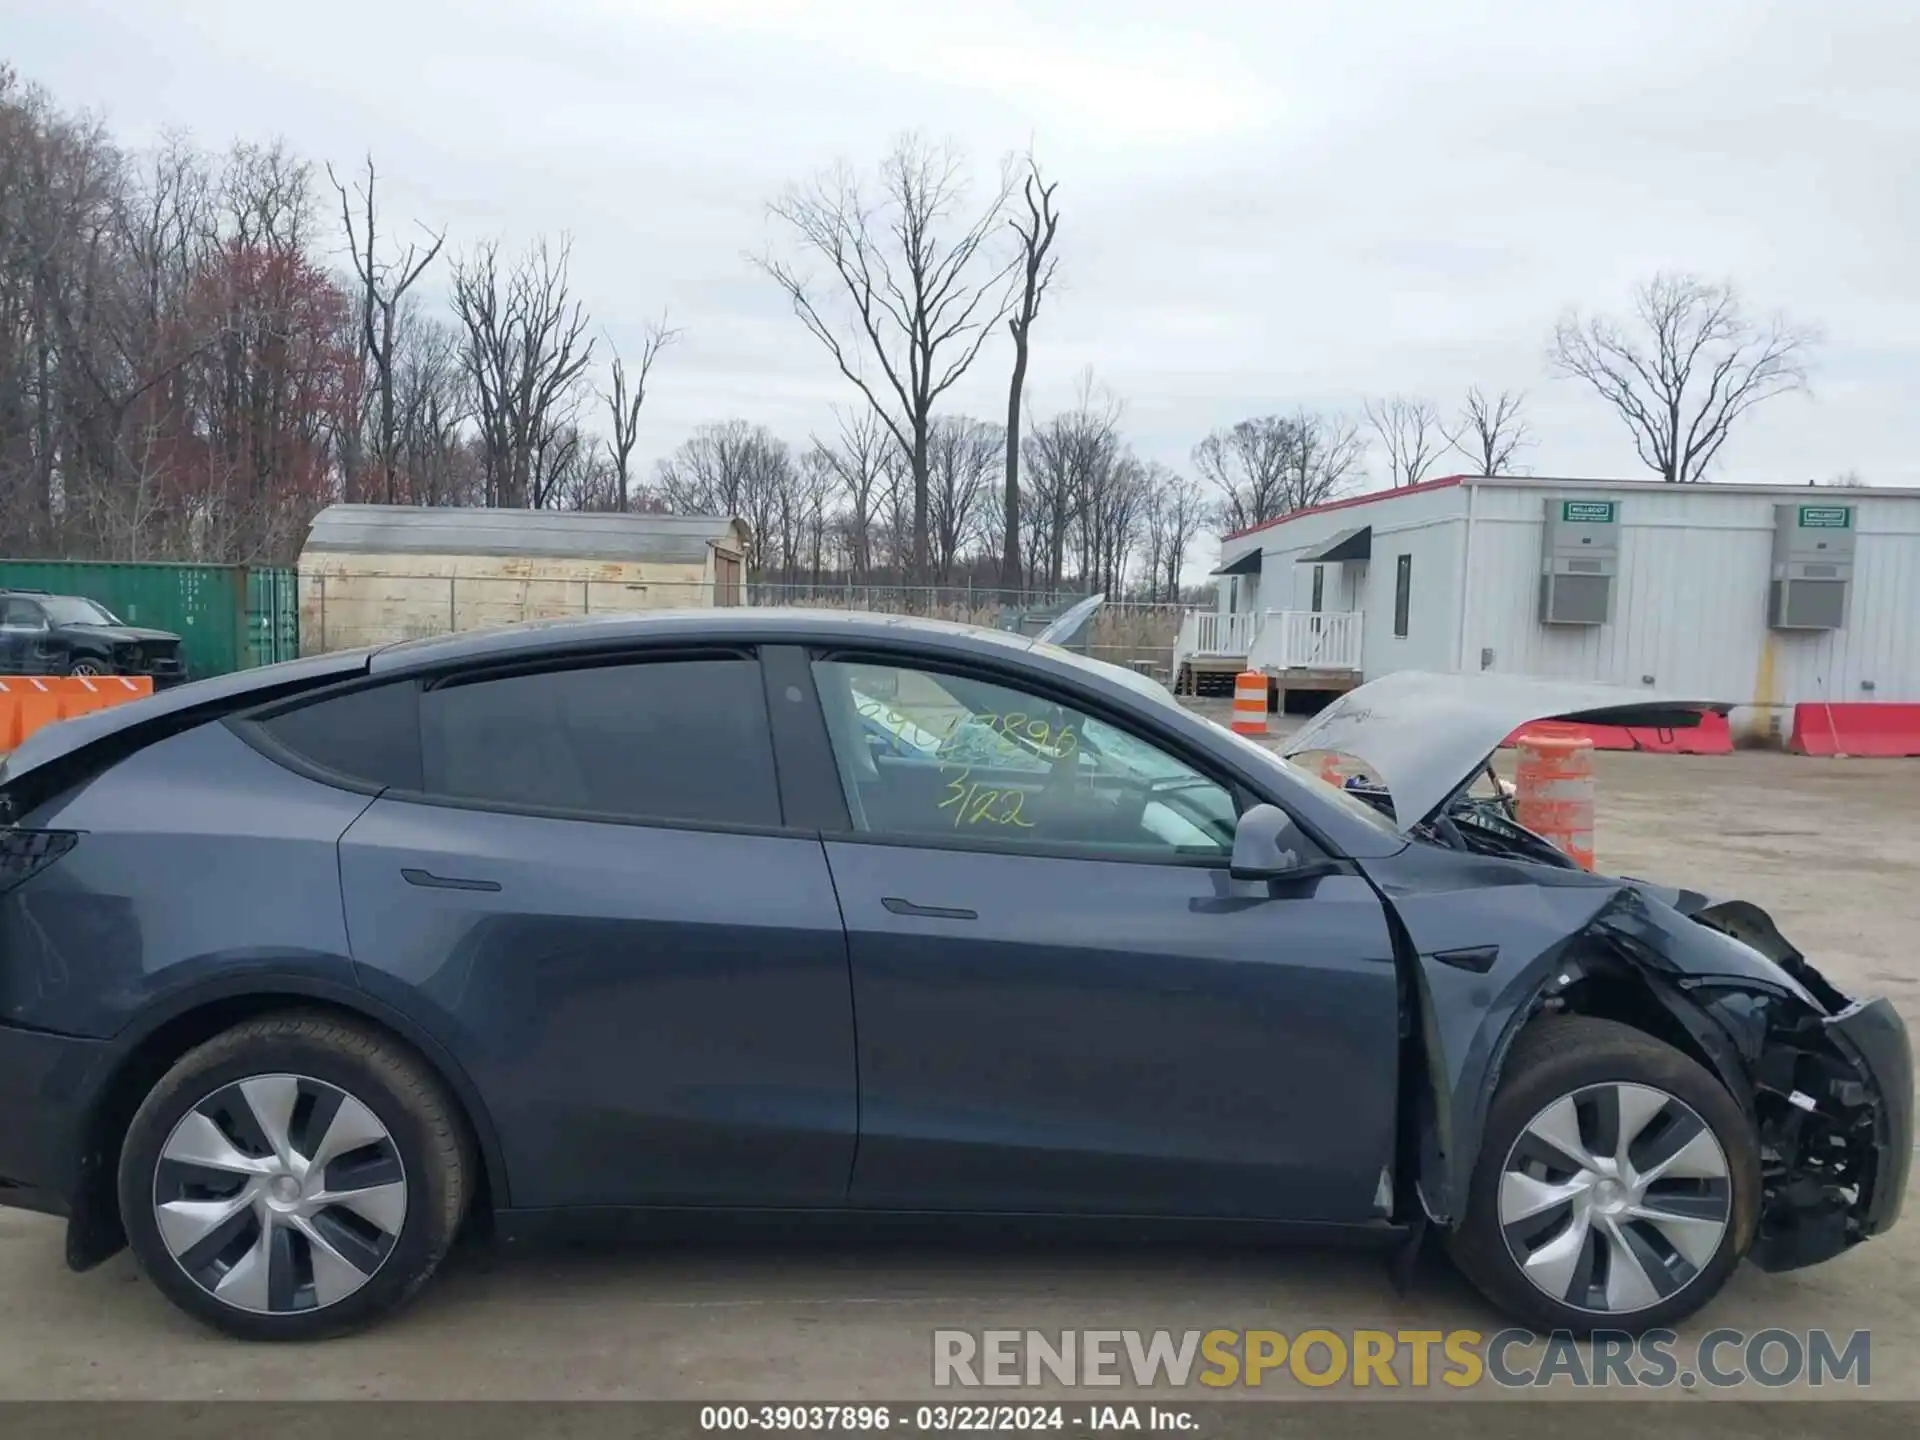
[253,681,423,789]
[813,659,1236,859]
[1,598,45,628]
[419,657,780,827]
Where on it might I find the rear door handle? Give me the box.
[881,897,977,921]
[402,867,502,893]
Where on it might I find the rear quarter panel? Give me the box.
[0,722,374,1038]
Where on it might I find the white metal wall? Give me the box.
[1217,484,1471,674]
[1459,482,1920,724]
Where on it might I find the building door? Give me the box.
[713,552,743,606]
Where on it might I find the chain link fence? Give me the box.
[300,572,1186,682]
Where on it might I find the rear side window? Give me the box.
[251,681,424,790]
[418,657,781,827]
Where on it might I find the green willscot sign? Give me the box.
[1562,500,1616,523]
[1797,505,1852,529]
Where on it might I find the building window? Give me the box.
[1310,565,1324,613]
[1393,555,1412,638]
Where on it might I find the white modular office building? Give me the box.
[1193,476,1920,739]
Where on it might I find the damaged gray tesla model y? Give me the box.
[0,609,1908,1339]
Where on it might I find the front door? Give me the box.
[809,656,1402,1223]
[332,652,858,1209]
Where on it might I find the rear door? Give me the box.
[258,649,858,1210]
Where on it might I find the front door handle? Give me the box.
[881,897,977,921]
[402,867,503,893]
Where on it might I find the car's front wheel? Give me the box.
[118,1012,471,1340]
[1449,1015,1761,1334]
[66,656,109,677]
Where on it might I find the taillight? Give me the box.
[0,829,78,894]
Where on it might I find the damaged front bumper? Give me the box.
[1751,994,1911,1270]
[1688,974,1913,1273]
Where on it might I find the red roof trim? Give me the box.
[1222,474,1468,542]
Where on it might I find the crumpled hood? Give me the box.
[1281,669,1731,832]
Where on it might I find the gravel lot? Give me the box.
[1,721,1915,1407]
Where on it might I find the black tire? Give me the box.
[1448,1015,1760,1335]
[66,655,110,677]
[117,1011,470,1341]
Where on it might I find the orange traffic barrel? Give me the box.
[1513,724,1596,869]
[1230,671,1268,736]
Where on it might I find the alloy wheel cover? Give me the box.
[1498,1081,1732,1315]
[152,1073,409,1316]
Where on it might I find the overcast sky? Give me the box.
[9,0,1918,558]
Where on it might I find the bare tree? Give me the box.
[1023,376,1122,589]
[1449,386,1532,475]
[1192,410,1363,531]
[759,135,1017,587]
[391,310,475,505]
[451,237,596,508]
[1363,395,1446,487]
[813,407,893,582]
[1083,452,1148,594]
[1551,273,1817,483]
[601,315,678,511]
[1141,465,1207,602]
[926,415,1002,582]
[655,420,790,575]
[330,156,444,503]
[1000,159,1060,590]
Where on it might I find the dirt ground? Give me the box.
[0,724,1915,1407]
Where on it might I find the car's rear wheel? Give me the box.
[1449,1015,1760,1334]
[118,1012,470,1340]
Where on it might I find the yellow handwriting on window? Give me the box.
[936,766,1036,829]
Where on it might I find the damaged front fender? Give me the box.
[1366,847,1913,1273]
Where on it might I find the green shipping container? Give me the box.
[0,560,299,680]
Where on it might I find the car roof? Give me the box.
[369,606,1177,709]
[372,607,1028,671]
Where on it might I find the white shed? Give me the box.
[298,505,749,655]
[1182,476,1920,739]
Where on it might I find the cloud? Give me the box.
[6,0,1916,494]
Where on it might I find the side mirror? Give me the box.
[1230,803,1316,880]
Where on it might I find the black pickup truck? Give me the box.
[0,589,187,686]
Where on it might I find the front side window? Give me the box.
[813,658,1237,859]
[419,656,780,827]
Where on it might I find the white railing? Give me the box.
[1250,610,1364,672]
[1189,610,1262,656]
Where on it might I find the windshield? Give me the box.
[40,596,121,626]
